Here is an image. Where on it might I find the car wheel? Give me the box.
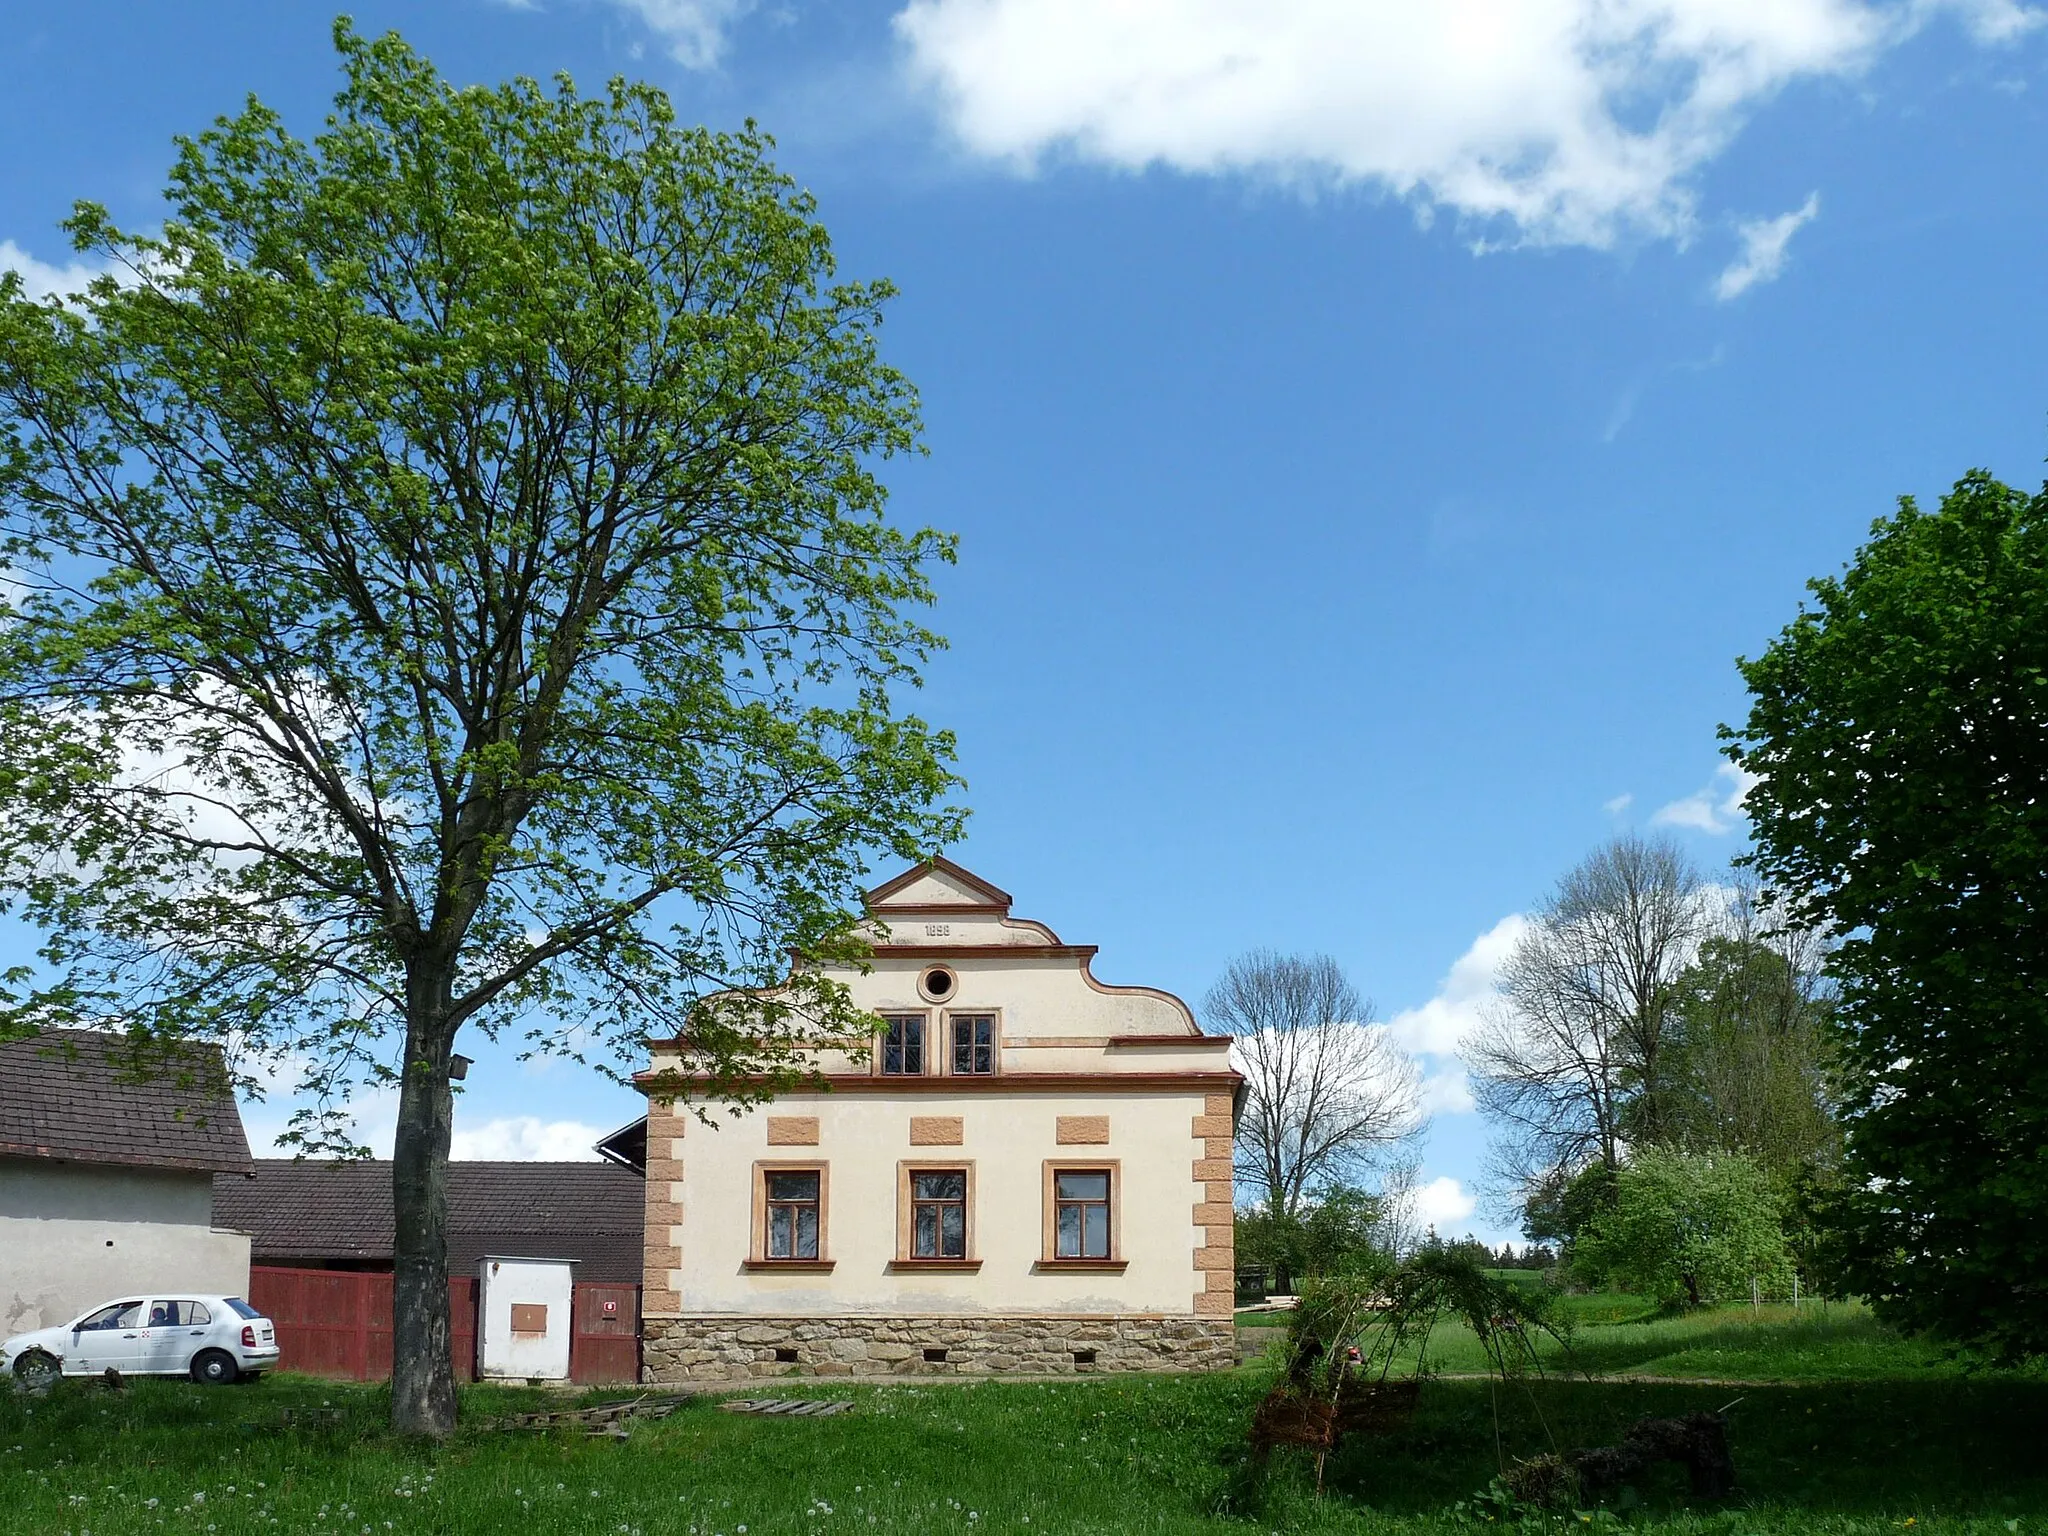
[11,1350,59,1390]
[190,1349,240,1386]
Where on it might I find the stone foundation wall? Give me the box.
[643,1314,1236,1381]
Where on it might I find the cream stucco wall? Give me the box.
[665,1088,1207,1315]
[0,1158,253,1334]
[810,951,1206,1074]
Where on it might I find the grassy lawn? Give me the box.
[1386,1301,1975,1382]
[1236,1290,1650,1332]
[1235,1308,1291,1328]
[5,1326,2045,1536]
[1551,1292,1660,1327]
[1243,1296,1974,1382]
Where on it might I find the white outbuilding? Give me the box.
[0,1029,255,1335]
[476,1255,578,1381]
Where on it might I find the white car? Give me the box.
[5,1294,280,1386]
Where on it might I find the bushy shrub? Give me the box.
[1236,1185,1395,1292]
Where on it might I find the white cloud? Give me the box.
[620,0,754,66]
[1414,1065,1478,1117]
[450,1115,608,1161]
[1939,0,2047,40]
[0,240,112,303]
[240,1099,609,1161]
[1408,1174,1478,1230]
[1387,914,1528,1058]
[894,0,2039,248]
[1716,192,1821,298]
[1604,792,1635,816]
[1652,762,1760,833]
[240,1081,401,1158]
[502,0,752,67]
[1385,913,1529,1114]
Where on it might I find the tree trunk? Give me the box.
[391,980,458,1438]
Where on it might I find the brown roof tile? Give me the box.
[0,1028,252,1175]
[214,1160,646,1284]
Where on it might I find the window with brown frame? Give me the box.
[910,1169,968,1258]
[1053,1168,1112,1259]
[880,1014,926,1075]
[764,1169,822,1260]
[892,1162,979,1270]
[949,1014,996,1075]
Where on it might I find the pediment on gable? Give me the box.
[865,857,1012,913]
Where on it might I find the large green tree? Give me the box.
[1574,1148,1793,1309]
[1662,929,1839,1182]
[1730,470,2048,1361]
[0,26,960,1433]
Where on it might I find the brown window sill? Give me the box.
[1033,1259,1128,1273]
[887,1258,983,1272]
[742,1259,836,1273]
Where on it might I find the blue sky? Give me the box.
[5,0,2047,1241]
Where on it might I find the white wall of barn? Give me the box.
[0,1156,252,1334]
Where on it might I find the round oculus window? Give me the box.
[918,965,957,1003]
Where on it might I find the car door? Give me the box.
[65,1300,146,1374]
[139,1300,212,1375]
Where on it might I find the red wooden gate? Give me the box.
[247,1267,476,1382]
[569,1283,641,1384]
[248,1267,639,1384]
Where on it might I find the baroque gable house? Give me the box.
[637,859,1241,1379]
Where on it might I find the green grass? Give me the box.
[1553,1292,1660,1326]
[4,1321,2045,1536]
[1385,1301,1979,1382]
[1244,1296,1970,1380]
[1235,1308,1292,1328]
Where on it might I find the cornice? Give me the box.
[1104,1035,1233,1048]
[633,1069,1242,1095]
[861,944,1099,961]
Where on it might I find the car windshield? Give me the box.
[223,1298,261,1320]
[76,1302,143,1331]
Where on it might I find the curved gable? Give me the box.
[853,861,1202,1043]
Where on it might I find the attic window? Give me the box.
[918,965,957,1003]
[881,1016,926,1075]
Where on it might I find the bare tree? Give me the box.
[1464,834,1706,1201]
[1208,950,1421,1221]
[1371,1153,1427,1259]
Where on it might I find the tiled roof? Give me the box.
[214,1160,647,1284]
[0,1028,253,1175]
